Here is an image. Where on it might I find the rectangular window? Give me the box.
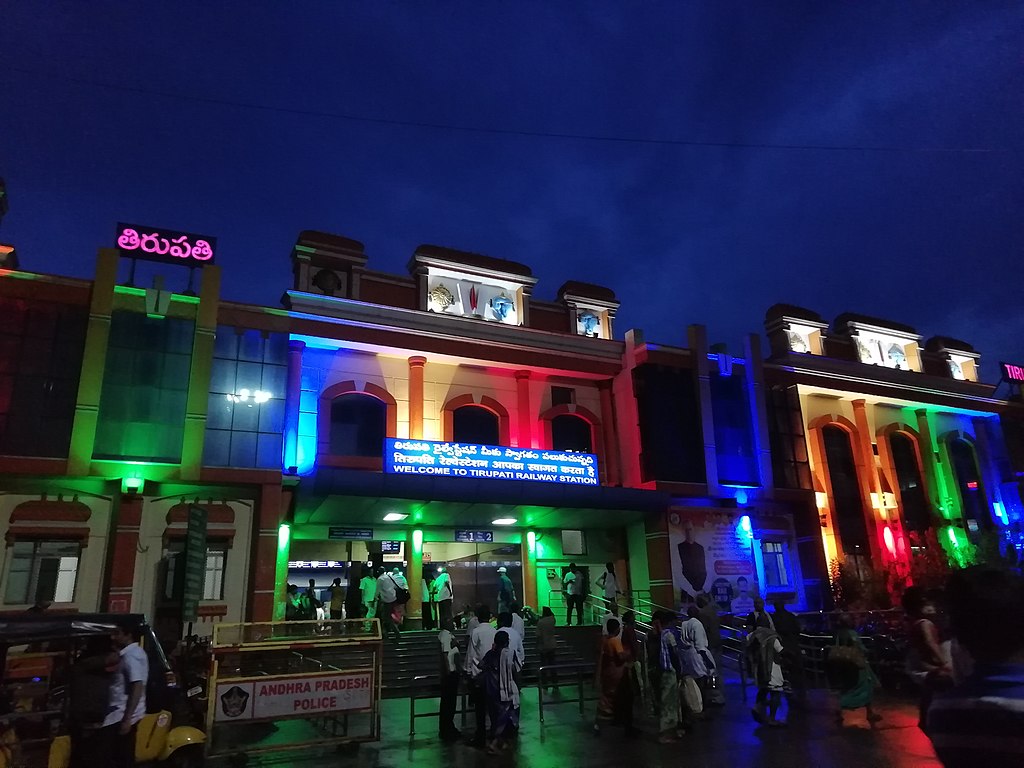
[634,365,705,483]
[0,297,87,458]
[761,540,789,589]
[710,370,758,486]
[766,385,812,490]
[94,311,195,462]
[551,386,576,407]
[4,540,81,604]
[561,529,587,556]
[203,327,288,469]
[164,543,228,602]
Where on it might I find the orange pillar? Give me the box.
[248,483,289,622]
[645,511,676,609]
[104,494,143,613]
[515,370,532,448]
[408,356,426,439]
[851,400,884,565]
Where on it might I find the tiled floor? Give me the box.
[212,677,941,767]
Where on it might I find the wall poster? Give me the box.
[668,508,758,614]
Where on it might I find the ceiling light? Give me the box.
[383,512,408,522]
[492,518,517,526]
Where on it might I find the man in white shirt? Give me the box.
[463,606,497,747]
[432,567,454,627]
[563,563,583,626]
[498,612,525,668]
[104,619,149,768]
[374,567,400,641]
[437,621,462,741]
[511,603,526,641]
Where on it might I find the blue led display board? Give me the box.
[384,438,599,486]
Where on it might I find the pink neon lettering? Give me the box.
[117,228,141,250]
[169,235,191,259]
[118,227,212,262]
[1005,364,1024,382]
[191,240,214,261]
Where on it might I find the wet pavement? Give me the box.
[222,678,941,767]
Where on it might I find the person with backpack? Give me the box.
[390,567,411,625]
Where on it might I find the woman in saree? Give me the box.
[594,617,634,735]
[481,629,520,754]
[834,615,882,727]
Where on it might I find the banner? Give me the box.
[215,670,374,722]
[667,509,758,613]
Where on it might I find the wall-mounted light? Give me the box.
[739,515,753,538]
[412,529,423,554]
[227,389,272,405]
[121,476,144,495]
[527,530,537,553]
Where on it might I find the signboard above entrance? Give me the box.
[116,222,217,266]
[455,530,493,543]
[1001,362,1024,383]
[384,438,599,486]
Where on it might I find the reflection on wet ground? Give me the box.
[221,680,940,767]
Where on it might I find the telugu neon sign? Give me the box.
[1001,362,1024,383]
[116,223,216,266]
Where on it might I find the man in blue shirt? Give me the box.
[928,566,1024,766]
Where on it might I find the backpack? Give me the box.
[390,576,410,605]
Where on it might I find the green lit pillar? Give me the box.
[523,530,539,611]
[407,529,424,628]
[274,522,291,621]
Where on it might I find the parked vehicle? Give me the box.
[0,613,204,768]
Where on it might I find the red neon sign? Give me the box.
[967,481,978,490]
[1002,362,1024,383]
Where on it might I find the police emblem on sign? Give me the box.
[220,685,250,718]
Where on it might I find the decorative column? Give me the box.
[851,400,884,564]
[598,380,621,486]
[248,483,288,622]
[523,531,539,611]
[283,340,306,471]
[645,511,676,609]
[68,249,119,476]
[744,333,775,492]
[103,493,143,612]
[408,356,427,439]
[688,325,719,494]
[515,370,532,448]
[406,529,424,628]
[181,265,221,480]
[915,409,947,523]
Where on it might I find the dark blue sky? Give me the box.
[2,3,1022,375]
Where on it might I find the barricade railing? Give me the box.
[536,662,597,723]
[206,619,383,761]
[407,674,474,736]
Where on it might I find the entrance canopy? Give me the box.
[294,468,669,529]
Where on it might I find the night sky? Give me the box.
[2,4,1022,376]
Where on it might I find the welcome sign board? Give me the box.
[384,438,598,486]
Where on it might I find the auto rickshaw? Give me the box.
[0,614,205,768]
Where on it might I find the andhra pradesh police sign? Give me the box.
[215,670,374,722]
[384,438,598,485]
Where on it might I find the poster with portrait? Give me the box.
[667,508,758,613]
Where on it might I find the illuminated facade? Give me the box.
[1,234,1022,642]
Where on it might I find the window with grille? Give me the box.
[761,540,789,588]
[766,385,812,490]
[165,544,228,601]
[4,540,81,605]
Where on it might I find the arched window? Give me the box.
[551,414,592,453]
[890,433,930,534]
[329,394,386,457]
[948,438,991,534]
[822,425,870,559]
[452,405,499,445]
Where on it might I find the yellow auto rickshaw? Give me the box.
[0,614,205,768]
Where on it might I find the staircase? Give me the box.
[381,626,598,698]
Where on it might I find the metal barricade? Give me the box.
[536,662,597,723]
[408,675,473,736]
[206,619,383,761]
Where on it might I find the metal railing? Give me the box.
[407,674,473,736]
[536,662,598,723]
